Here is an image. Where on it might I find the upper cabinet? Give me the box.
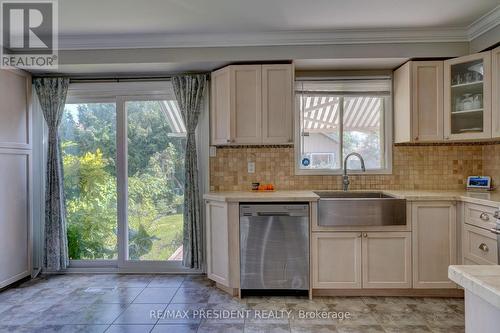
[492,46,500,138]
[210,64,293,145]
[444,52,492,140]
[394,61,444,143]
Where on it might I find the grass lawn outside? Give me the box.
[139,213,184,261]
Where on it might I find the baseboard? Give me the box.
[312,288,464,297]
[216,282,239,296]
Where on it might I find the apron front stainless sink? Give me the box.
[314,191,406,227]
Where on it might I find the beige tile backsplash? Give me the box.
[483,144,500,188]
[209,144,492,192]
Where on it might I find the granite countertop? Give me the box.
[204,189,500,207]
[449,265,500,309]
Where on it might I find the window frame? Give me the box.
[294,81,393,176]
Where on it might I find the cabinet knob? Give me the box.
[480,212,490,221]
[362,233,368,238]
[358,233,362,238]
[415,136,419,141]
[479,243,489,252]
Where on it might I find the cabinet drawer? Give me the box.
[463,224,498,265]
[464,203,497,230]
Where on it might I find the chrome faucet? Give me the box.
[342,153,366,191]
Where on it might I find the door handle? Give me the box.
[490,228,500,235]
[480,212,490,221]
[479,243,489,252]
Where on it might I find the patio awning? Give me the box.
[301,96,382,133]
[159,100,187,136]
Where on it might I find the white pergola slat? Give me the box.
[302,96,381,132]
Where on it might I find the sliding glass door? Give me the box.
[61,102,118,261]
[120,98,186,267]
[61,84,190,271]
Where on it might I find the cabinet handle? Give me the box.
[415,136,419,141]
[490,228,500,235]
[480,212,490,221]
[479,243,489,252]
[362,233,368,238]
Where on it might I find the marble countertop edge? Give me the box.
[449,265,500,309]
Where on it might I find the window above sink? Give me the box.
[294,78,393,175]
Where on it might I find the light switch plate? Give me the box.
[248,162,255,173]
[209,146,217,157]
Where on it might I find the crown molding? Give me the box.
[58,27,469,50]
[467,5,500,40]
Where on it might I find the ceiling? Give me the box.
[29,1,500,75]
[60,0,498,36]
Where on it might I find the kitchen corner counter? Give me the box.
[449,265,500,332]
[449,265,500,309]
[203,190,319,202]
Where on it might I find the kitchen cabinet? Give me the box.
[0,69,32,288]
[312,231,411,289]
[210,64,293,145]
[205,200,239,290]
[492,46,500,138]
[444,52,492,140]
[362,232,412,289]
[261,65,293,144]
[394,61,444,143]
[463,223,498,265]
[312,232,362,289]
[412,201,457,289]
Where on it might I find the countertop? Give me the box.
[204,190,500,207]
[203,190,320,202]
[449,265,500,309]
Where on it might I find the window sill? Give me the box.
[294,167,393,176]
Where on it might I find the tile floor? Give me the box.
[0,274,465,333]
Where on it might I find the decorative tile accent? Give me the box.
[210,145,484,192]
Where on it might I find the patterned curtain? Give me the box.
[172,74,208,269]
[33,77,70,271]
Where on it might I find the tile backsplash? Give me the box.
[483,144,500,188]
[209,144,487,192]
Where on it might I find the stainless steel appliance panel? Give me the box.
[240,204,309,290]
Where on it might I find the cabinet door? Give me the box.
[492,46,500,138]
[412,61,444,142]
[444,52,492,140]
[312,232,362,289]
[412,202,457,288]
[210,68,231,145]
[230,65,262,144]
[206,201,230,286]
[262,64,293,144]
[362,232,412,289]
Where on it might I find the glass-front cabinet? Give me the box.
[444,52,492,140]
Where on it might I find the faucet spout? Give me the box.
[342,153,366,191]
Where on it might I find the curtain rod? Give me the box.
[32,72,210,83]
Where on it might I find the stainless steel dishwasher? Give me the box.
[240,203,309,292]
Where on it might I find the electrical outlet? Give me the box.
[248,162,255,173]
[209,146,217,157]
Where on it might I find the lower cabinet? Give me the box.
[205,200,239,289]
[362,232,412,288]
[312,232,362,289]
[312,232,411,289]
[412,201,457,289]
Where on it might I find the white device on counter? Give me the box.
[466,176,492,190]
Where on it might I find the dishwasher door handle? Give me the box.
[257,212,291,216]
